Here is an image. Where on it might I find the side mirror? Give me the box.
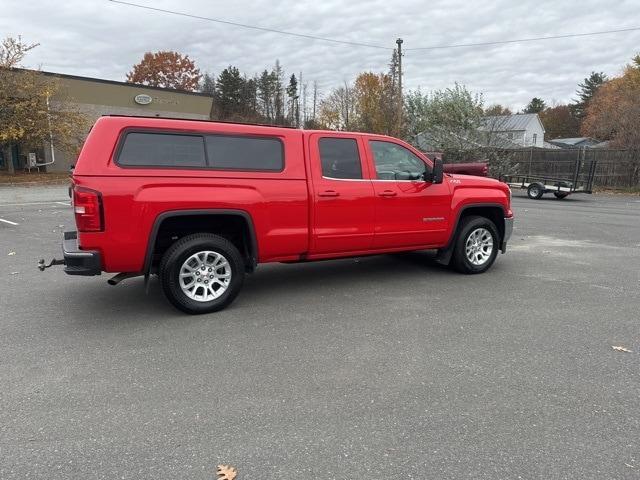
[431,158,444,184]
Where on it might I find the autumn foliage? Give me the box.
[582,55,640,148]
[1,36,88,173]
[539,105,580,139]
[126,51,202,91]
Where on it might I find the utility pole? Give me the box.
[396,38,403,132]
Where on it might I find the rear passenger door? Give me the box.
[308,134,375,254]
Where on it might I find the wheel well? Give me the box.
[149,214,256,272]
[458,206,505,241]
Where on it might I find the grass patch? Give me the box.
[0,172,70,186]
[593,186,640,195]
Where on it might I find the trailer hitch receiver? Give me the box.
[38,258,65,271]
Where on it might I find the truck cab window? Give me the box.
[319,138,363,180]
[370,140,428,180]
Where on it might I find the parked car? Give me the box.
[40,116,513,314]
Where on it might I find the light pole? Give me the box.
[396,38,403,132]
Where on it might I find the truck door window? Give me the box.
[370,140,428,180]
[319,138,363,180]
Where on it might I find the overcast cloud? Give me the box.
[2,0,639,110]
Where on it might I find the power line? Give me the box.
[406,26,640,51]
[107,0,392,50]
[106,1,640,54]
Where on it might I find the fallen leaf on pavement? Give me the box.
[612,346,632,353]
[8,251,16,256]
[217,465,237,480]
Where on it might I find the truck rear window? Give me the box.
[117,131,284,171]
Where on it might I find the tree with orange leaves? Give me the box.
[126,51,202,91]
[582,54,640,148]
[539,105,580,139]
[353,72,396,135]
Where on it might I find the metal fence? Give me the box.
[446,148,640,189]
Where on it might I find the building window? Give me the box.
[533,133,538,145]
[507,132,514,140]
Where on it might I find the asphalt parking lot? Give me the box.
[1,184,639,480]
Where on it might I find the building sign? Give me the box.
[134,94,153,105]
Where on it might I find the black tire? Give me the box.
[452,216,500,274]
[159,233,245,314]
[527,183,544,199]
[554,192,569,199]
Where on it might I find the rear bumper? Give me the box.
[63,231,102,276]
[501,216,513,253]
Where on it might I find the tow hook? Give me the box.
[37,258,64,271]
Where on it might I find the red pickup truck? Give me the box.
[41,116,513,314]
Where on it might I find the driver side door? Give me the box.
[366,138,452,249]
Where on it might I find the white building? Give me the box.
[480,113,545,148]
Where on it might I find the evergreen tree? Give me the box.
[286,74,298,125]
[241,76,259,121]
[524,97,546,114]
[257,69,276,122]
[214,66,244,120]
[572,71,607,121]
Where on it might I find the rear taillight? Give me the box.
[73,187,103,232]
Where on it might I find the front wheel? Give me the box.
[159,233,245,314]
[452,216,500,274]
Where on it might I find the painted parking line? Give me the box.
[0,200,69,207]
[55,201,71,206]
[0,218,19,226]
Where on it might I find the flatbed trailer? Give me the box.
[501,157,597,200]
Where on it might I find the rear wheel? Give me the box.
[452,216,499,274]
[527,183,544,199]
[159,233,245,314]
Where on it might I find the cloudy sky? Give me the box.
[3,0,639,110]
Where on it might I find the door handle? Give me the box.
[378,190,397,197]
[318,190,339,197]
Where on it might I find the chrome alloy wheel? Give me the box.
[179,251,231,302]
[465,228,494,266]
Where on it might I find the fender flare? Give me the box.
[435,202,507,265]
[143,209,259,279]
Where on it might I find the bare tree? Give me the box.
[317,81,356,130]
[0,36,39,68]
[312,81,319,121]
